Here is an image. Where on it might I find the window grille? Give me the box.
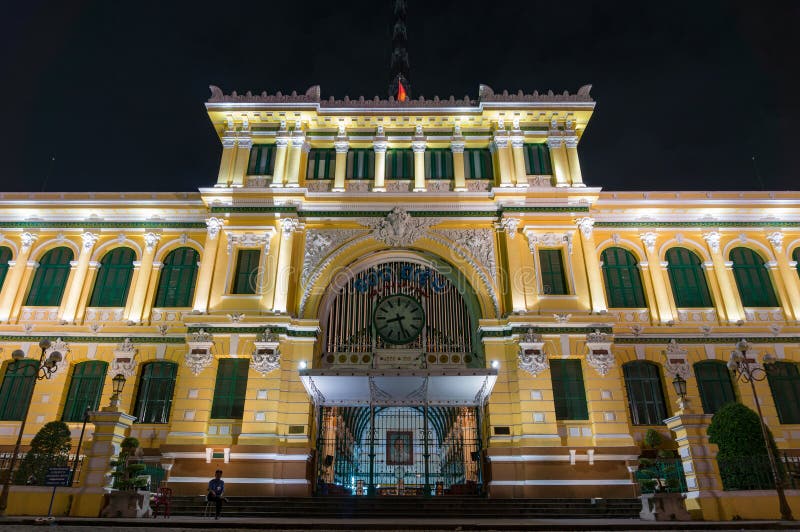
[551,359,589,420]
[89,247,135,307]
[25,247,74,306]
[601,247,646,307]
[154,247,199,307]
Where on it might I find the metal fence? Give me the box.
[717,452,800,491]
[634,458,688,493]
[0,452,85,486]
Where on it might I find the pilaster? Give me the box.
[215,120,237,187]
[498,218,524,312]
[766,232,800,321]
[412,125,426,192]
[285,121,305,187]
[640,233,674,324]
[270,121,290,188]
[126,233,160,323]
[230,125,252,188]
[565,135,585,187]
[0,232,36,322]
[547,135,570,187]
[702,232,744,323]
[193,218,223,313]
[510,122,527,187]
[273,219,301,313]
[451,125,467,192]
[372,126,388,192]
[60,232,99,323]
[332,125,348,192]
[494,121,514,187]
[576,218,607,314]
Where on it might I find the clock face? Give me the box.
[373,293,425,345]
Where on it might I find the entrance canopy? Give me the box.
[299,368,497,407]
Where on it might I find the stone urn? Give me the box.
[639,492,691,521]
[100,490,153,518]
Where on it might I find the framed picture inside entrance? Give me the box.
[386,431,413,465]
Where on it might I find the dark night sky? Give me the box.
[1,1,798,193]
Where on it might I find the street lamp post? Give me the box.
[727,338,794,521]
[0,340,64,516]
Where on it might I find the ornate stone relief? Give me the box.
[498,218,520,239]
[365,207,436,247]
[306,181,332,192]
[20,232,38,250]
[518,329,549,377]
[466,180,490,192]
[766,231,784,250]
[281,217,302,235]
[81,232,100,250]
[301,229,368,287]
[227,232,273,254]
[144,232,161,252]
[434,228,496,275]
[702,232,721,253]
[640,232,657,254]
[525,231,573,255]
[111,338,138,377]
[185,329,214,376]
[47,338,71,377]
[251,328,281,376]
[585,329,614,376]
[663,339,690,379]
[575,217,595,238]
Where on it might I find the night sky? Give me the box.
[2,1,798,193]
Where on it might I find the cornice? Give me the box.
[186,325,318,338]
[593,221,800,228]
[0,335,185,343]
[0,221,207,229]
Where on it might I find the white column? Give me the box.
[451,124,466,192]
[270,121,290,187]
[192,218,223,313]
[412,125,426,192]
[60,232,100,323]
[510,120,527,187]
[373,126,387,192]
[332,124,348,192]
[272,219,301,314]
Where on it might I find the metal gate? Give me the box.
[316,405,482,496]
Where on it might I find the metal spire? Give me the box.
[389,0,411,99]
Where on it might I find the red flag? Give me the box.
[397,80,407,102]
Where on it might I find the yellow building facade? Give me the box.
[1,83,800,519]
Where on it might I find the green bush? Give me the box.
[14,421,72,485]
[644,429,663,450]
[707,402,782,490]
[110,437,147,491]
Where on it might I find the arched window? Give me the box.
[694,361,736,414]
[601,247,646,308]
[154,248,199,307]
[0,360,37,420]
[0,246,12,292]
[26,246,74,306]
[766,362,800,424]
[62,361,108,422]
[211,359,249,419]
[729,247,778,307]
[133,362,178,424]
[89,247,135,307]
[793,248,800,279]
[623,361,668,425]
[666,247,713,307]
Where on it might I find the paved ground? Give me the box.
[1,516,799,531]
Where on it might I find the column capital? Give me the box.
[144,232,161,252]
[575,217,595,238]
[546,136,563,149]
[510,135,525,148]
[450,140,465,153]
[206,217,225,239]
[237,136,253,150]
[221,137,237,149]
[411,140,426,153]
[766,231,784,251]
[564,136,579,149]
[702,231,721,253]
[280,217,303,236]
[497,217,520,239]
[81,232,100,250]
[373,140,388,153]
[640,232,658,253]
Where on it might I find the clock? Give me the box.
[373,293,425,345]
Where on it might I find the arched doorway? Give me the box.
[301,251,495,496]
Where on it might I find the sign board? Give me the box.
[44,466,72,487]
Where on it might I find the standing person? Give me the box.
[207,469,225,519]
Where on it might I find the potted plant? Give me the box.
[100,437,152,518]
[637,431,691,521]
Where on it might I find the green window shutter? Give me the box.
[601,247,646,308]
[154,247,199,307]
[623,361,668,425]
[766,362,800,424]
[523,144,552,175]
[89,247,135,307]
[539,249,568,295]
[729,247,779,307]
[306,149,335,180]
[551,359,589,420]
[232,249,260,294]
[464,149,493,180]
[133,362,178,424]
[666,247,712,308]
[62,361,108,422]
[347,149,374,179]
[247,145,276,176]
[0,246,12,293]
[694,361,736,414]
[211,359,249,419]
[425,149,453,179]
[0,360,37,420]
[26,246,74,306]
[386,149,413,179]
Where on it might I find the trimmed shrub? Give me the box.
[14,421,71,485]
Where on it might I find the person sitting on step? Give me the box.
[207,469,227,519]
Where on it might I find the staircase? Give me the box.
[170,496,641,519]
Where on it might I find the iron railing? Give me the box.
[717,452,800,491]
[635,458,688,493]
[0,452,85,486]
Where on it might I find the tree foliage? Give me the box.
[707,402,781,490]
[14,421,72,485]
